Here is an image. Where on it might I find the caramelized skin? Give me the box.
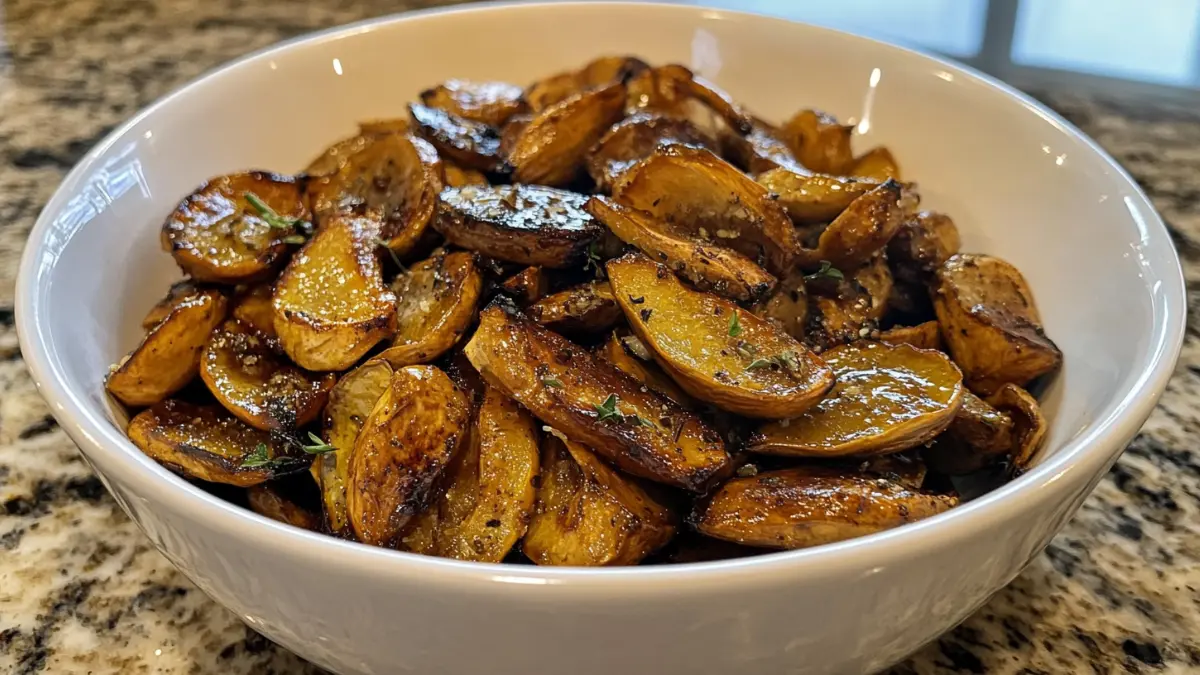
[464,305,730,492]
[200,320,336,431]
[692,467,957,549]
[347,366,471,547]
[408,103,508,173]
[420,79,528,127]
[751,341,964,457]
[509,82,627,187]
[247,484,322,531]
[376,251,484,368]
[527,281,623,335]
[161,172,307,283]
[230,283,278,340]
[141,279,201,330]
[798,179,911,269]
[586,113,715,191]
[435,184,602,268]
[499,266,550,306]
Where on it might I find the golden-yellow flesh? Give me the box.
[464,305,730,491]
[509,82,627,187]
[586,113,715,191]
[755,167,878,225]
[586,196,776,303]
[358,118,411,136]
[443,163,488,188]
[851,146,901,181]
[272,214,397,372]
[607,253,833,419]
[879,321,942,351]
[141,280,200,330]
[934,254,1062,394]
[161,172,307,283]
[527,281,623,335]
[247,485,321,531]
[347,366,471,547]
[106,288,228,407]
[419,79,527,127]
[308,133,444,256]
[317,360,393,535]
[751,341,964,457]
[306,134,377,177]
[400,387,540,562]
[524,55,648,112]
[127,400,291,487]
[376,251,484,368]
[523,437,674,566]
[408,103,507,174]
[435,184,602,268]
[780,109,855,175]
[692,467,957,549]
[231,283,278,340]
[799,178,910,269]
[200,320,336,431]
[612,144,800,275]
[597,332,696,409]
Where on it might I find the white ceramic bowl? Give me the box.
[16,3,1184,674]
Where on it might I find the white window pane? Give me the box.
[1013,0,1200,85]
[673,0,988,57]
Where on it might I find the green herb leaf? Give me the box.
[633,415,655,427]
[301,432,336,455]
[728,310,742,337]
[594,393,622,423]
[244,191,309,232]
[745,358,773,371]
[542,377,564,388]
[734,341,757,359]
[803,260,844,282]
[583,242,604,277]
[241,443,273,469]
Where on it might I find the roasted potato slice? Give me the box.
[230,283,278,340]
[499,266,550,306]
[624,64,752,134]
[879,320,942,350]
[443,162,489,188]
[933,254,1061,394]
[509,82,627,187]
[408,103,508,174]
[247,484,322,531]
[420,79,528,127]
[464,304,730,491]
[988,383,1047,473]
[752,269,808,340]
[127,400,297,486]
[308,133,444,256]
[851,146,901,181]
[527,281,622,335]
[806,291,876,351]
[305,134,378,177]
[315,360,393,535]
[273,214,397,371]
[608,253,833,419]
[347,365,471,547]
[442,348,487,411]
[499,113,533,158]
[720,118,805,174]
[525,55,648,112]
[597,332,696,409]
[200,320,336,431]
[400,386,540,562]
[691,467,957,549]
[161,172,307,284]
[923,390,1015,475]
[107,288,228,407]
[524,437,675,566]
[750,341,964,457]
[612,144,800,275]
[586,113,715,192]
[375,251,484,368]
[435,184,603,268]
[755,167,878,225]
[141,279,202,330]
[797,178,911,270]
[586,196,776,303]
[888,211,961,284]
[780,109,855,175]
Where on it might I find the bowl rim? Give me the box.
[15,0,1185,589]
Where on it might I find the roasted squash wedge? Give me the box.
[107,288,228,407]
[933,254,1062,394]
[347,365,471,547]
[376,251,484,368]
[464,304,730,491]
[272,214,397,371]
[161,172,308,284]
[523,436,675,566]
[612,145,800,275]
[691,467,957,549]
[608,253,833,419]
[751,341,964,457]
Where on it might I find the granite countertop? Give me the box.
[1,0,1198,673]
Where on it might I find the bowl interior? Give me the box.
[20,2,1180,563]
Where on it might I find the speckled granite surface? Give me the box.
[0,1,1198,673]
